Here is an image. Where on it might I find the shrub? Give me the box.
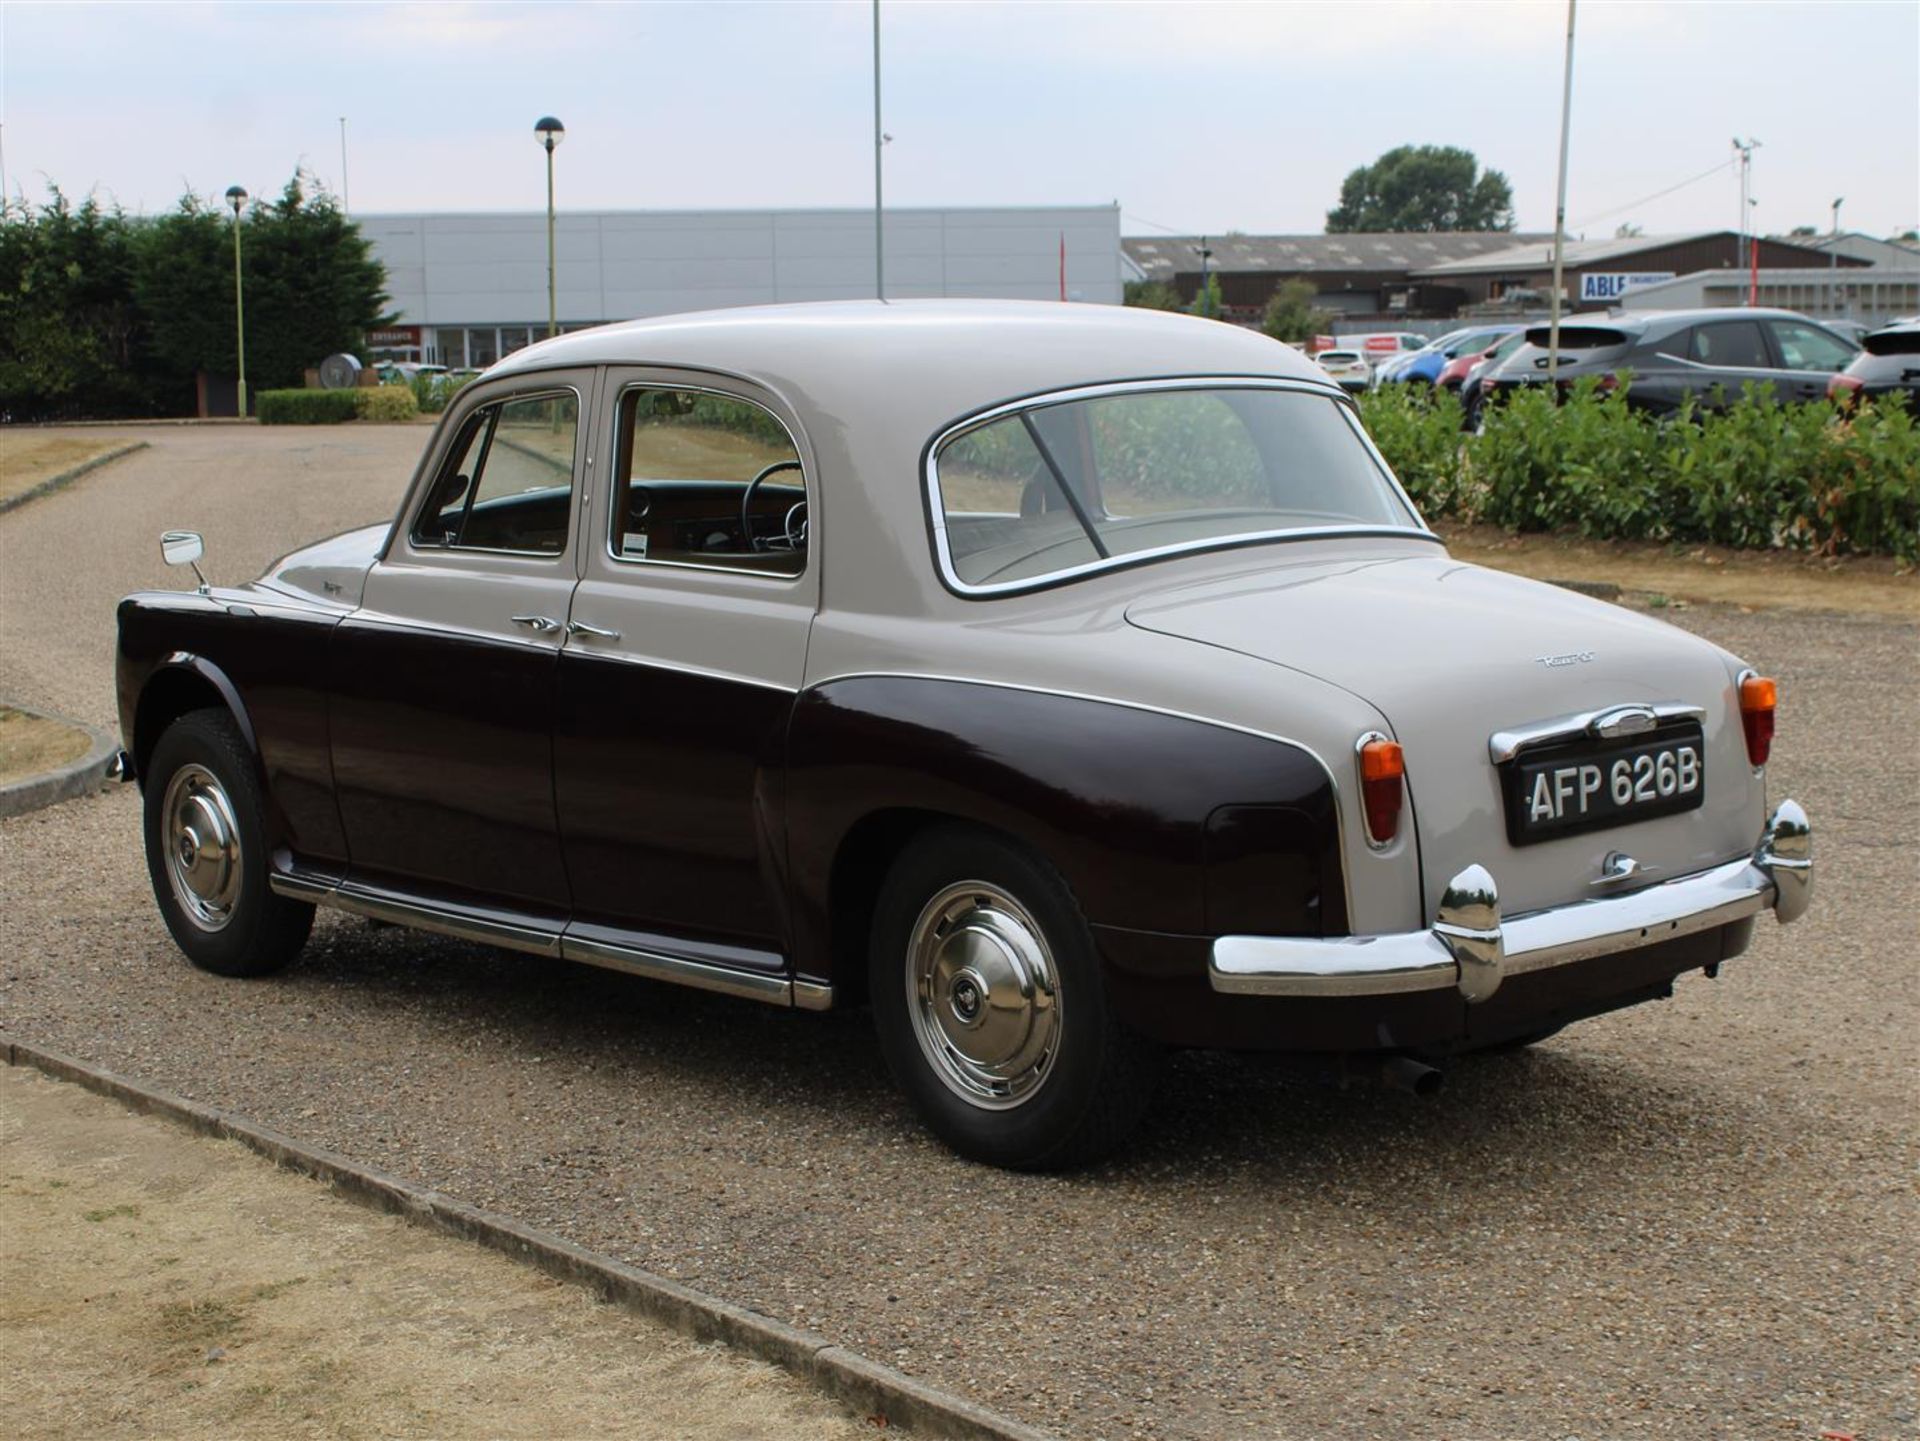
[1357,383,1920,561]
[256,388,357,424]
[412,368,475,414]
[355,383,418,422]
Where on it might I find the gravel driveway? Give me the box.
[2,425,1915,1440]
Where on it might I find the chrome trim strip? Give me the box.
[267,872,822,1008]
[561,935,791,1005]
[1210,799,1812,1000]
[924,375,1442,599]
[1487,701,1707,764]
[792,980,835,1011]
[270,876,564,959]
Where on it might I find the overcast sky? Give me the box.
[4,0,1916,241]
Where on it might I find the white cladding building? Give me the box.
[356,205,1126,368]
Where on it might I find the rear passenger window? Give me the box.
[1688,322,1769,369]
[412,391,579,554]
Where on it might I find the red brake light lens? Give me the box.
[1358,737,1405,845]
[1739,674,1776,767]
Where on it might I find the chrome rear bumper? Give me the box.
[1210,800,1811,1002]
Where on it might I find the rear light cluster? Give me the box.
[1739,672,1777,768]
[1357,734,1405,846]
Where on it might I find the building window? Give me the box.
[435,328,467,368]
[500,326,532,356]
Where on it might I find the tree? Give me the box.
[1788,224,1818,238]
[1259,278,1331,345]
[1123,279,1183,311]
[1189,272,1225,320]
[1325,145,1515,233]
[136,172,390,396]
[0,189,159,419]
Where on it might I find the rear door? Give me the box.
[1765,319,1859,402]
[1676,318,1778,411]
[552,373,817,967]
[330,373,595,921]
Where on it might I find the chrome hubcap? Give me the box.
[906,881,1061,1110]
[161,764,241,931]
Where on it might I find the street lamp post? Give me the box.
[1830,197,1843,272]
[225,185,248,417]
[534,116,565,339]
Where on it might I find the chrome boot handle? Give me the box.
[565,619,622,642]
[510,614,561,634]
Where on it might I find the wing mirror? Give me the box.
[160,530,210,593]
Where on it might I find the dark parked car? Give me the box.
[1828,317,1920,411]
[1457,329,1532,429]
[1483,308,1860,416]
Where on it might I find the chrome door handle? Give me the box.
[510,614,561,634]
[565,620,622,642]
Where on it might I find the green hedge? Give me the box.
[1357,383,1920,562]
[256,389,357,424]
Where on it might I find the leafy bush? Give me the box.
[1357,384,1919,561]
[412,369,475,414]
[256,388,357,424]
[355,383,418,422]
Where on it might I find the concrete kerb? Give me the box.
[0,703,121,820]
[0,439,150,515]
[1,1035,1059,1441]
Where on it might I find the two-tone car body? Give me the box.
[117,301,1812,1168]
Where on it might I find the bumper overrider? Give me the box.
[1210,800,1812,1002]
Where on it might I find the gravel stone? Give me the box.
[2,425,1915,1439]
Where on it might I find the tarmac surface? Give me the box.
[2,424,1916,1439]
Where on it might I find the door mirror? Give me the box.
[160,531,203,566]
[160,530,209,592]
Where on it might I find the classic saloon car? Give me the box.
[117,301,1812,1169]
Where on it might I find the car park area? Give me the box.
[1,422,1914,1440]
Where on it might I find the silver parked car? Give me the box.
[115,302,1812,1168]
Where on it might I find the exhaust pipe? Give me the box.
[1377,1054,1444,1097]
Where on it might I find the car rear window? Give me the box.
[1321,351,1363,364]
[1522,325,1630,349]
[930,384,1423,593]
[1864,326,1920,357]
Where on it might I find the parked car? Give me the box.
[115,301,1813,1169]
[1457,329,1533,428]
[1314,348,1373,392]
[1828,317,1920,411]
[1435,326,1530,390]
[1481,308,1859,416]
[1384,325,1528,388]
[1372,331,1467,386]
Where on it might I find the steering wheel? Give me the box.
[741,460,804,552]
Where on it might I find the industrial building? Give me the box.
[355,204,1125,368]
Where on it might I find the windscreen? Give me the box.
[932,386,1420,591]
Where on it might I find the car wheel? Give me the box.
[143,708,313,977]
[869,827,1160,1170]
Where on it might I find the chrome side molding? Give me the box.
[1211,799,1813,1002]
[268,872,829,1009]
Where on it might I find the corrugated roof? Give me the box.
[1123,232,1548,279]
[1407,231,1742,277]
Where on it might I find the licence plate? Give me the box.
[1502,726,1705,846]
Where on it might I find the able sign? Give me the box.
[1579,272,1674,303]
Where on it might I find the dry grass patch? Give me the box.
[0,435,143,508]
[0,706,92,787]
[1437,521,1919,620]
[0,1068,877,1441]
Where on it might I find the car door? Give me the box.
[1765,318,1859,402]
[551,374,817,969]
[329,372,597,923]
[1671,318,1777,412]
